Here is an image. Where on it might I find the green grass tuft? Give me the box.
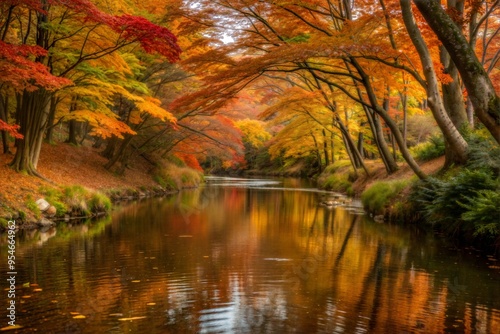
[361,180,409,215]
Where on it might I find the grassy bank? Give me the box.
[0,143,203,229]
[317,146,500,251]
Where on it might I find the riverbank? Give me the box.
[317,156,500,253]
[0,143,203,229]
[317,157,445,197]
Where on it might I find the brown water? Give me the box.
[1,177,500,333]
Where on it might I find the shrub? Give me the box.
[465,133,500,176]
[410,134,445,161]
[410,169,499,238]
[461,190,500,237]
[361,180,409,215]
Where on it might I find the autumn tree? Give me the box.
[0,0,181,175]
[412,0,500,143]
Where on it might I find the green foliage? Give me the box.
[361,180,409,215]
[461,190,500,237]
[410,134,445,161]
[323,160,352,174]
[465,132,500,176]
[88,192,112,214]
[411,168,499,239]
[18,210,26,221]
[166,155,186,168]
[324,174,353,196]
[63,186,89,215]
[26,196,41,219]
[318,160,354,194]
[39,185,112,216]
[285,33,310,43]
[39,186,68,217]
[0,218,9,229]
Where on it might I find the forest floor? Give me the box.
[351,156,445,196]
[0,142,158,221]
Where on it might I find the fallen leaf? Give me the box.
[118,316,146,321]
[73,315,86,319]
[1,325,23,331]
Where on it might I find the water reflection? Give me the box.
[1,178,499,333]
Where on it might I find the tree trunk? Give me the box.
[0,95,11,154]
[336,115,370,177]
[44,96,57,143]
[10,89,51,175]
[351,58,426,179]
[105,134,134,172]
[413,0,500,143]
[322,129,330,167]
[66,120,80,145]
[342,133,358,179]
[401,0,468,165]
[357,131,364,160]
[101,136,118,159]
[347,61,398,174]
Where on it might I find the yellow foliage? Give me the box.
[235,119,271,148]
[134,97,177,124]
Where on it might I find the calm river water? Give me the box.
[1,177,499,333]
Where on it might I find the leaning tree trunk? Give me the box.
[401,0,468,165]
[10,89,51,175]
[351,58,427,179]
[348,64,398,174]
[413,0,500,144]
[441,46,469,167]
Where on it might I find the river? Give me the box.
[1,177,499,333]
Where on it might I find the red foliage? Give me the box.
[175,153,203,171]
[112,15,182,62]
[0,41,71,91]
[0,120,23,139]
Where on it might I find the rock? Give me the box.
[37,218,55,227]
[374,215,385,223]
[36,198,51,212]
[45,206,57,217]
